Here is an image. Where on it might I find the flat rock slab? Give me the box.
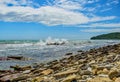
[87,77,113,82]
[54,69,78,78]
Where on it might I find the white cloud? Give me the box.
[88,0,99,4]
[91,23,120,27]
[0,0,39,7]
[53,0,82,10]
[106,0,119,6]
[81,28,120,32]
[0,6,90,25]
[101,8,112,12]
[79,23,120,28]
[0,0,118,26]
[0,4,116,26]
[90,16,116,22]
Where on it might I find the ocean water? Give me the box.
[0,38,120,70]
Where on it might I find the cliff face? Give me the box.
[91,32,120,40]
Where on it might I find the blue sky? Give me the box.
[0,0,120,40]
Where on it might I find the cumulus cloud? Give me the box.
[0,6,89,25]
[0,0,118,26]
[0,5,116,26]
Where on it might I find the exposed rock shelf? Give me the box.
[1,43,120,82]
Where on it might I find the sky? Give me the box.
[0,0,120,40]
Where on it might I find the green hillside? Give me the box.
[91,32,120,40]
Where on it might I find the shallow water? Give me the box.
[0,39,120,70]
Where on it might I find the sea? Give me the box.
[0,38,120,70]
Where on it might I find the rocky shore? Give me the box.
[1,43,120,82]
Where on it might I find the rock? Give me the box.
[0,57,7,61]
[92,65,112,70]
[97,70,103,75]
[89,60,95,65]
[23,70,31,74]
[77,50,83,52]
[65,52,73,56]
[92,69,97,75]
[62,74,77,82]
[0,73,30,82]
[98,74,108,77]
[108,69,120,80]
[51,63,62,71]
[102,68,109,74]
[54,69,78,78]
[10,65,31,71]
[7,56,25,60]
[79,80,87,82]
[82,75,90,80]
[41,69,53,75]
[80,70,92,75]
[115,77,120,82]
[87,77,113,82]
[32,76,44,82]
[43,76,57,82]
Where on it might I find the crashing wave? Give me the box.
[36,37,68,46]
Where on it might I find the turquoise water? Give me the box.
[0,39,120,70]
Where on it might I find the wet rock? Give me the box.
[51,63,62,71]
[0,57,7,61]
[77,50,84,52]
[7,56,25,60]
[10,65,31,71]
[65,52,73,56]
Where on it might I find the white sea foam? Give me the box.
[35,37,68,46]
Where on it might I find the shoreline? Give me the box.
[0,43,120,82]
